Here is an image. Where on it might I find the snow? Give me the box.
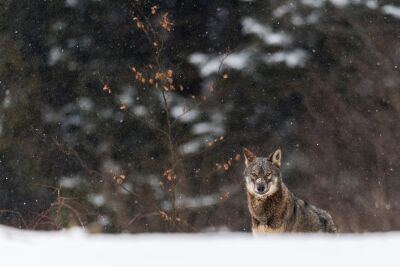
[191,122,225,136]
[117,85,135,107]
[48,46,65,65]
[241,17,292,46]
[178,139,202,154]
[65,0,78,8]
[329,0,349,7]
[382,5,400,19]
[302,0,325,8]
[59,176,81,188]
[133,105,147,116]
[189,15,312,75]
[263,49,308,68]
[273,4,295,18]
[365,0,378,9]
[88,193,106,207]
[162,194,218,209]
[189,48,307,76]
[170,104,200,122]
[0,225,399,267]
[77,97,94,111]
[189,51,252,77]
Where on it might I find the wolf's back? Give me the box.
[291,197,337,233]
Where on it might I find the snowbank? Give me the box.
[0,225,398,267]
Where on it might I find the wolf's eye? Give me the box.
[251,172,257,177]
[265,172,272,178]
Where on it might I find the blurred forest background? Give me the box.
[1,0,400,233]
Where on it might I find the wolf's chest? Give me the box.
[252,224,285,234]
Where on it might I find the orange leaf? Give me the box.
[113,174,126,185]
[151,5,158,15]
[223,163,229,171]
[166,69,173,78]
[163,169,175,182]
[160,12,174,32]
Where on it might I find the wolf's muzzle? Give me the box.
[255,182,267,194]
[256,184,266,193]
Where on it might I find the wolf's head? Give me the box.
[243,147,282,198]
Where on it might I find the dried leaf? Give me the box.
[155,72,164,80]
[220,192,230,202]
[163,169,176,182]
[151,5,158,15]
[113,174,126,185]
[135,72,143,80]
[223,163,229,171]
[166,69,173,78]
[159,210,171,221]
[102,84,111,94]
[136,20,144,29]
[160,12,174,32]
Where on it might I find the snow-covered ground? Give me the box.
[0,225,398,267]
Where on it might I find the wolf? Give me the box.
[243,147,337,233]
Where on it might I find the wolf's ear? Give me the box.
[243,147,256,167]
[268,148,282,168]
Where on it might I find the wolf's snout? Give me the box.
[256,184,266,193]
